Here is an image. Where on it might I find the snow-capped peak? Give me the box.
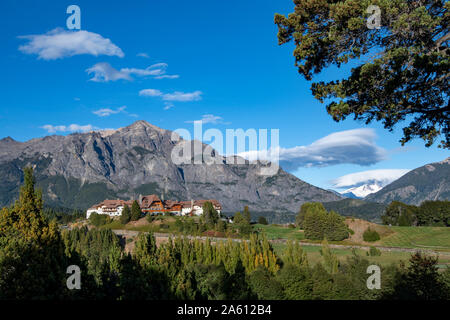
[341,183,383,198]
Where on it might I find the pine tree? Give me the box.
[243,206,251,224]
[0,167,68,299]
[320,239,338,275]
[120,205,131,224]
[131,200,142,221]
[203,202,219,227]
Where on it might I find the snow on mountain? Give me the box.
[341,183,383,199]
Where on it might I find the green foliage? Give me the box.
[382,201,417,226]
[203,201,219,227]
[216,219,226,232]
[363,228,381,242]
[247,267,284,300]
[367,247,382,257]
[282,240,307,268]
[382,200,449,227]
[302,203,349,241]
[233,208,253,237]
[243,206,251,224]
[383,252,449,300]
[131,200,142,221]
[42,207,84,224]
[275,0,450,148]
[276,263,312,299]
[120,205,131,224]
[0,167,68,299]
[320,239,339,274]
[296,202,324,228]
[416,200,450,226]
[89,212,111,227]
[257,216,268,225]
[1,170,449,300]
[234,211,244,225]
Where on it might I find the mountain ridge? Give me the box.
[0,120,342,213]
[365,157,450,205]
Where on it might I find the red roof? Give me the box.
[141,194,162,208]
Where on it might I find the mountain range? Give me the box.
[0,120,341,213]
[365,157,450,205]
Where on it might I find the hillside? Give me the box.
[366,158,450,205]
[323,198,387,222]
[0,120,341,213]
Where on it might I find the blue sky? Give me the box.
[0,0,448,191]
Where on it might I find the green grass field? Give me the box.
[380,226,450,250]
[254,224,305,241]
[271,242,450,268]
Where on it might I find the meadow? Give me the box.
[380,226,450,250]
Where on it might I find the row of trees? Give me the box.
[382,200,450,226]
[296,203,350,241]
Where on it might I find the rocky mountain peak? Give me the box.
[0,121,341,213]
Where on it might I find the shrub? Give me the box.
[258,216,268,225]
[367,246,382,256]
[89,212,110,227]
[363,228,380,242]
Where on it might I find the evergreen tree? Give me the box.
[275,0,450,148]
[203,201,219,227]
[131,200,142,221]
[120,205,131,224]
[0,167,68,299]
[385,252,449,300]
[243,206,251,224]
[320,239,339,274]
[234,212,244,224]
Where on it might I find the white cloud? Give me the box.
[154,75,180,79]
[139,89,163,97]
[137,52,149,58]
[239,128,388,170]
[163,102,174,110]
[41,124,98,133]
[18,28,124,60]
[163,91,202,101]
[185,114,223,124]
[93,106,127,117]
[92,106,138,118]
[332,169,411,189]
[86,62,173,82]
[139,89,202,102]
